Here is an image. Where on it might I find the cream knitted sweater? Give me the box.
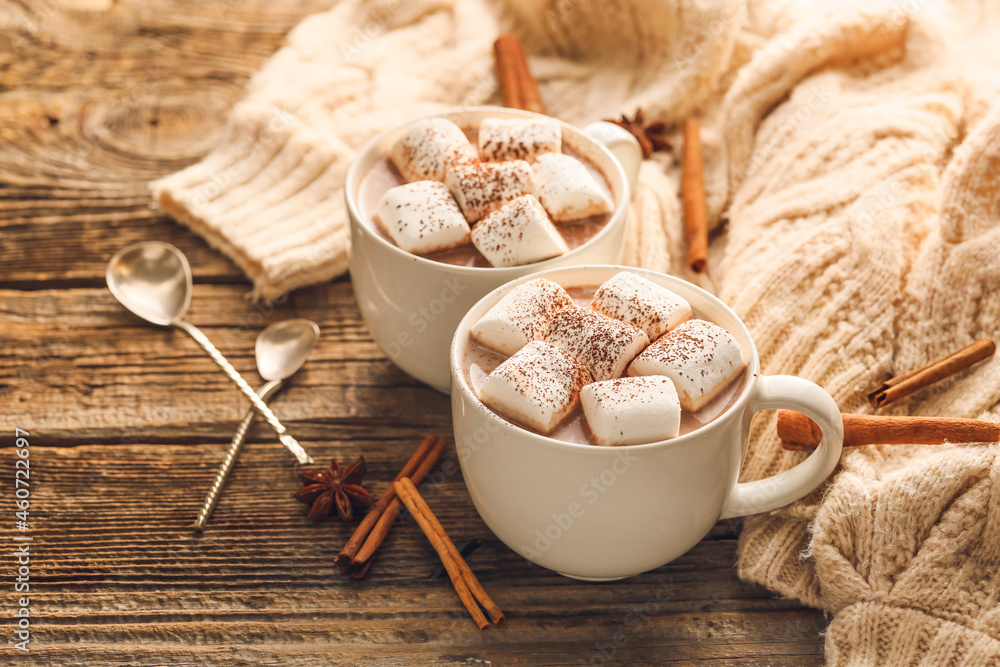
[152,1,1000,663]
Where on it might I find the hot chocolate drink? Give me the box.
[462,273,747,446]
[357,117,614,268]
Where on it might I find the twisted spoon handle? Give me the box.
[193,379,285,531]
[175,320,313,465]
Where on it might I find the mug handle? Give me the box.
[583,121,642,200]
[720,375,844,520]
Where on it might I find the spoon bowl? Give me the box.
[106,241,312,465]
[106,241,192,326]
[256,319,320,382]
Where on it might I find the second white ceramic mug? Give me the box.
[450,265,845,580]
[346,107,641,393]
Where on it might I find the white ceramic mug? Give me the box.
[450,265,844,580]
[346,107,641,393]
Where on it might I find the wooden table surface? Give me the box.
[1,1,826,664]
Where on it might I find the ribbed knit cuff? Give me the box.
[151,101,353,301]
[737,512,824,609]
[826,601,1000,665]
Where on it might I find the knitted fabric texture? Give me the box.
[152,1,1000,663]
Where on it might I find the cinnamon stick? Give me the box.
[681,119,708,274]
[335,434,437,572]
[348,436,448,577]
[494,34,546,114]
[348,553,375,581]
[335,434,446,577]
[867,339,995,408]
[777,410,1000,451]
[394,477,505,629]
[430,538,483,579]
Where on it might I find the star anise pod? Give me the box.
[604,108,672,159]
[293,456,373,522]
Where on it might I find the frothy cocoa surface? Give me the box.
[463,286,746,445]
[357,128,614,267]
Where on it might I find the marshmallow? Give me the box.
[479,341,592,434]
[591,272,692,341]
[390,118,478,182]
[581,375,681,446]
[479,117,561,163]
[471,278,575,355]
[445,160,536,222]
[471,195,568,268]
[376,181,470,255]
[629,319,745,411]
[533,153,612,222]
[545,305,649,381]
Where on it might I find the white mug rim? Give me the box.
[343,106,631,278]
[450,265,762,454]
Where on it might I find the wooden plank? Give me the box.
[1,441,823,663]
[2,283,457,444]
[0,213,247,287]
[0,0,338,288]
[0,638,824,667]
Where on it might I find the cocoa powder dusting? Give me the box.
[545,305,649,381]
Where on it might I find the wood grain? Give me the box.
[0,0,826,664]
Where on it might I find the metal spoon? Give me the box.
[106,241,313,465]
[193,318,320,531]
